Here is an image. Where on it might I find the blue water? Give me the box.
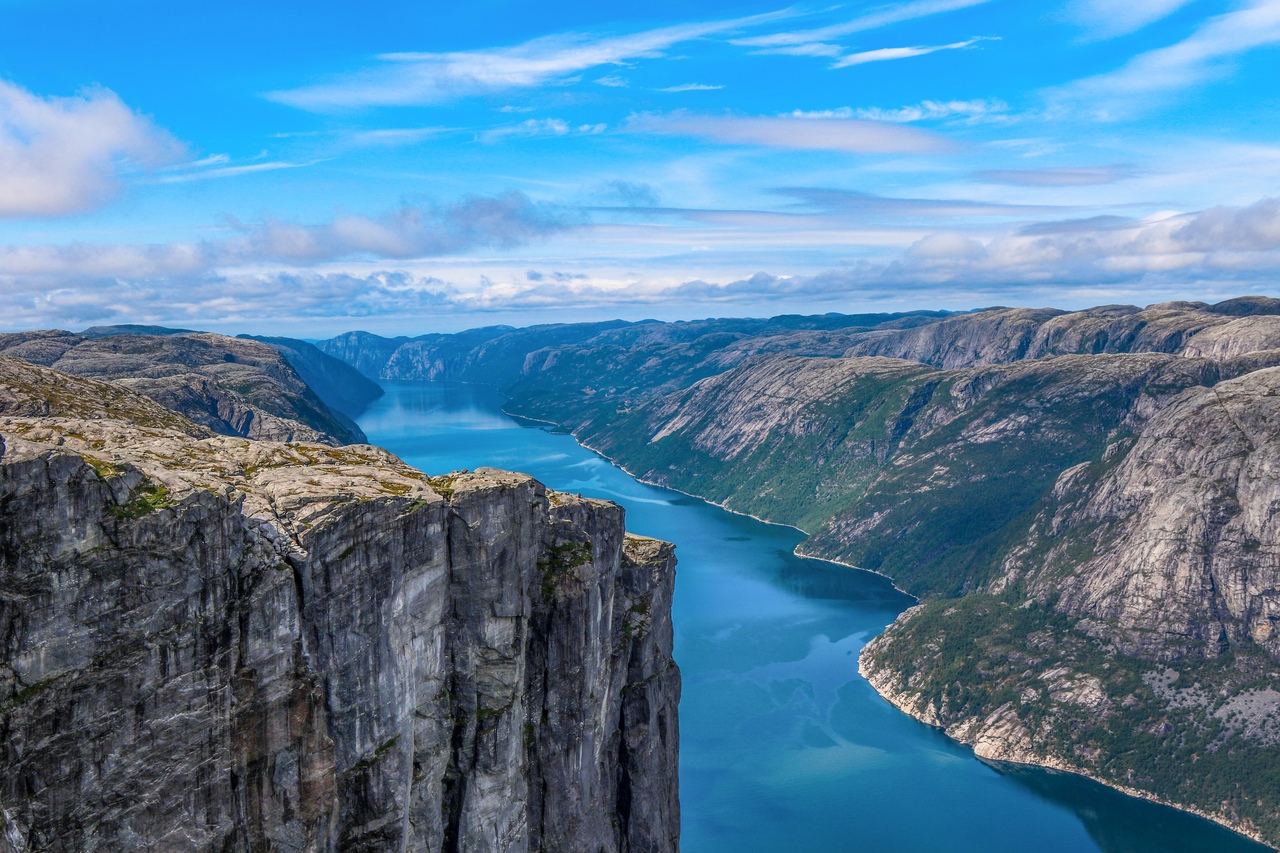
[358,381,1269,853]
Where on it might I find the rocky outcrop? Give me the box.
[0,362,678,852]
[1000,365,1280,662]
[0,331,366,445]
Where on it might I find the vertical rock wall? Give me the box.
[0,441,678,853]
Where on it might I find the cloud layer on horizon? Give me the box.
[5,194,1280,330]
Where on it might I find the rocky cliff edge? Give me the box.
[0,359,678,852]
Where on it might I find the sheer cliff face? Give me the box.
[0,367,678,852]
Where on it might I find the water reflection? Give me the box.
[358,381,1265,853]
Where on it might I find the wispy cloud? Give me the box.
[1060,0,1280,104]
[478,119,606,143]
[734,0,995,49]
[831,36,994,68]
[627,111,956,154]
[593,180,661,207]
[1067,0,1197,39]
[657,83,725,92]
[480,118,571,143]
[0,191,578,281]
[348,127,452,146]
[156,158,310,184]
[223,192,578,262]
[733,0,997,65]
[0,80,183,217]
[771,187,1063,216]
[267,11,791,111]
[974,164,1136,186]
[833,99,1008,123]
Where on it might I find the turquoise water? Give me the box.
[359,381,1269,853]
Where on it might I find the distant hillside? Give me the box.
[0,330,368,445]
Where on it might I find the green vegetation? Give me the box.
[0,675,64,714]
[538,539,593,597]
[352,735,400,771]
[428,475,458,498]
[622,595,653,639]
[109,481,174,519]
[866,596,1280,845]
[84,456,122,480]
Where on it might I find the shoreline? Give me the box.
[858,649,1276,851]
[503,404,922,600]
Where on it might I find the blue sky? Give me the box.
[2,0,1280,334]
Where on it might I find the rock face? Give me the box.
[0,362,679,852]
[0,331,366,445]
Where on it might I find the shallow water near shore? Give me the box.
[359,380,1269,853]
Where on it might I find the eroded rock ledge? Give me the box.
[0,380,678,851]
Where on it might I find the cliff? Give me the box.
[0,330,366,445]
[0,359,679,852]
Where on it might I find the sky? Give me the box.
[2,0,1280,335]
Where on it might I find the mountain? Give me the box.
[0,356,679,852]
[0,330,368,445]
[317,297,1280,846]
[316,311,950,389]
[239,334,384,420]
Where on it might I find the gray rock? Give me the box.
[0,332,367,446]
[0,363,678,852]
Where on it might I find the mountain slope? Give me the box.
[0,331,368,445]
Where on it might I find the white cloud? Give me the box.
[974,164,1135,186]
[268,11,791,110]
[1062,0,1280,102]
[0,80,182,217]
[627,112,956,154]
[831,37,993,68]
[1068,0,1196,39]
[6,197,1280,328]
[156,159,309,184]
[832,99,1008,123]
[657,83,725,92]
[886,196,1280,283]
[735,0,995,49]
[0,191,576,284]
[479,118,573,143]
